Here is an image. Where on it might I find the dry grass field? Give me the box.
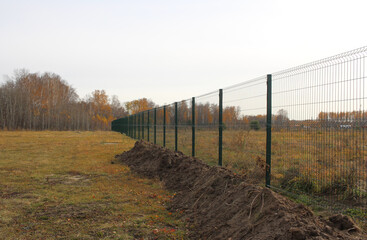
[165,128,367,197]
[0,131,187,239]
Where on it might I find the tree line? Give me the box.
[0,69,287,132]
[0,70,155,130]
[2,70,364,131]
[145,100,287,129]
[142,101,366,131]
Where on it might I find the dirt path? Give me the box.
[116,140,366,240]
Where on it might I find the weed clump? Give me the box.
[280,167,315,193]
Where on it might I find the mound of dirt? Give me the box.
[115,140,365,240]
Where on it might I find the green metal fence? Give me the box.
[112,46,367,220]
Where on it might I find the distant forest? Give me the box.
[1,70,364,131]
[0,70,155,130]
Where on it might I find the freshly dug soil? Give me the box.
[115,140,365,240]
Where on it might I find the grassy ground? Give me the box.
[154,128,367,194]
[0,131,188,240]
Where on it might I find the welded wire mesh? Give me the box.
[155,107,164,146]
[222,77,267,181]
[271,46,367,217]
[177,99,192,157]
[149,109,155,143]
[142,111,148,142]
[195,91,220,166]
[111,46,367,220]
[165,103,175,151]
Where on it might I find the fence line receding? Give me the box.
[112,46,367,220]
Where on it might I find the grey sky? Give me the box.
[1,0,366,106]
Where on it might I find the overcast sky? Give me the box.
[0,0,366,105]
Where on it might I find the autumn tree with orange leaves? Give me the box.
[87,90,114,130]
[125,98,156,114]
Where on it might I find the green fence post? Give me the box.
[130,115,134,138]
[123,118,125,134]
[138,113,141,139]
[142,112,144,140]
[140,112,142,139]
[133,115,134,138]
[175,102,178,152]
[131,115,133,138]
[192,97,195,157]
[134,114,136,139]
[123,119,125,134]
[147,111,150,142]
[163,106,166,147]
[137,113,139,139]
[154,108,157,144]
[219,89,223,166]
[121,118,123,134]
[120,118,123,134]
[122,119,124,134]
[127,117,129,136]
[266,74,272,187]
[132,115,134,139]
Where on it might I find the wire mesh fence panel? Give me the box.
[148,109,154,143]
[155,107,164,146]
[137,112,141,140]
[177,99,192,157]
[110,45,367,221]
[165,104,176,151]
[142,111,148,141]
[271,47,367,217]
[134,115,136,138]
[222,77,267,183]
[195,91,220,166]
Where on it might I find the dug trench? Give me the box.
[114,140,366,240]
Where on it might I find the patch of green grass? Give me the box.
[346,208,367,219]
